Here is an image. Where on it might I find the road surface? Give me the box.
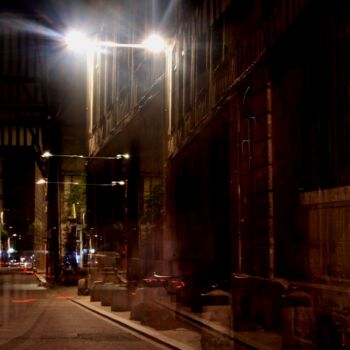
[0,269,168,350]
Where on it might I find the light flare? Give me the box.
[64,30,96,52]
[0,15,60,40]
[142,33,166,53]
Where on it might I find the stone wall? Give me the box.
[300,186,350,282]
[283,282,350,349]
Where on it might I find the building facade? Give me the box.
[168,0,350,348]
[0,6,82,278]
[85,0,172,279]
[0,13,54,269]
[86,0,350,348]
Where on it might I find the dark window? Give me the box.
[196,33,207,75]
[212,17,224,68]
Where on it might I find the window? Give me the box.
[196,33,207,75]
[211,16,224,68]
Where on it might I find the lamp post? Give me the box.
[63,29,168,143]
[41,151,130,160]
[36,178,127,187]
[64,30,166,53]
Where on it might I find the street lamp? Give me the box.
[36,178,126,186]
[64,30,94,52]
[62,27,171,142]
[64,29,166,53]
[63,27,170,146]
[41,151,130,160]
[111,180,127,186]
[141,33,166,53]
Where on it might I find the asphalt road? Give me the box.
[0,269,168,350]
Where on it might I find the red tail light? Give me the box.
[176,281,186,289]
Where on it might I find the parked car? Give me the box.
[8,259,20,268]
[20,261,33,271]
[142,272,186,294]
[0,260,9,267]
[20,256,34,271]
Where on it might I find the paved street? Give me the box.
[0,269,255,350]
[0,269,167,350]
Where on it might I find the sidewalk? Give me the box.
[154,296,282,350]
[73,296,199,350]
[34,273,282,349]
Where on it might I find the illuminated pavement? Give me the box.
[0,269,46,329]
[73,296,252,350]
[0,270,170,350]
[0,270,264,349]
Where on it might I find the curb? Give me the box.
[154,299,284,350]
[71,298,193,350]
[33,272,47,287]
[155,300,276,350]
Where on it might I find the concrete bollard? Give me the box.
[130,287,167,309]
[100,283,118,306]
[111,286,130,311]
[102,267,118,283]
[200,289,232,328]
[90,281,104,302]
[77,278,88,296]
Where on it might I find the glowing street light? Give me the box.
[36,178,48,185]
[36,178,79,185]
[116,153,130,160]
[36,178,126,187]
[41,151,130,160]
[64,30,95,52]
[64,29,166,54]
[111,180,126,186]
[141,33,166,53]
[41,151,53,158]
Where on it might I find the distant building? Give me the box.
[0,12,53,268]
[0,6,86,277]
